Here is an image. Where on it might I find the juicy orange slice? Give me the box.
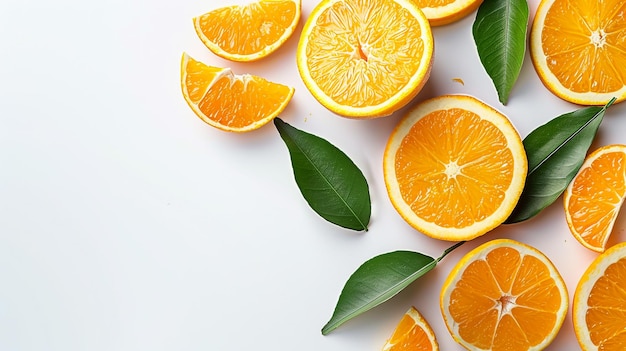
[193,0,301,62]
[564,144,626,252]
[573,241,626,350]
[415,0,483,26]
[530,0,626,105]
[383,95,527,241]
[440,239,569,351]
[382,306,438,351]
[180,53,294,132]
[296,0,434,118]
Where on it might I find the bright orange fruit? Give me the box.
[440,239,569,351]
[530,0,626,105]
[382,306,438,351]
[193,0,301,62]
[296,0,434,118]
[573,241,626,350]
[414,0,483,26]
[564,144,626,252]
[383,95,527,241]
[180,53,294,132]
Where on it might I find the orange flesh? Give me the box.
[394,108,514,228]
[541,0,626,93]
[183,56,292,129]
[567,151,626,249]
[386,313,434,350]
[195,1,298,55]
[586,257,626,348]
[304,0,426,107]
[448,247,562,351]
[414,0,455,7]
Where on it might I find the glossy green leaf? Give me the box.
[274,118,371,231]
[506,98,615,223]
[473,0,529,104]
[322,242,464,334]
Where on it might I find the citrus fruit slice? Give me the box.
[383,95,527,241]
[529,0,626,105]
[415,0,483,26]
[564,144,626,252]
[193,0,301,62]
[180,53,294,132]
[296,0,434,118]
[573,241,626,350]
[440,239,569,351]
[382,306,439,351]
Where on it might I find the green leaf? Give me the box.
[473,0,529,104]
[322,242,464,334]
[506,98,616,223]
[274,118,371,231]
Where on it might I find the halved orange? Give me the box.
[415,0,483,26]
[440,239,569,351]
[382,306,438,351]
[296,0,434,118]
[180,53,294,132]
[193,0,301,62]
[383,95,527,241]
[573,241,626,350]
[564,144,626,252]
[530,0,626,105]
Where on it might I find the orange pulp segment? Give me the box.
[382,306,439,351]
[180,53,294,132]
[564,144,626,252]
[193,0,301,61]
[414,0,483,26]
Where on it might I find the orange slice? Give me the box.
[193,0,301,62]
[573,241,626,350]
[296,0,434,118]
[564,144,626,252]
[383,95,527,241]
[529,0,626,105]
[382,306,438,351]
[180,53,294,132]
[415,0,483,26]
[440,239,569,351]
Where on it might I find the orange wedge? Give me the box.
[564,144,626,252]
[382,306,438,351]
[383,95,527,241]
[415,0,483,26]
[296,0,434,118]
[440,239,569,351]
[193,0,301,62]
[530,0,626,105]
[573,241,626,350]
[180,53,294,132]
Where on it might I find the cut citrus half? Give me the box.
[415,0,483,26]
[440,239,569,351]
[529,0,626,105]
[383,95,527,241]
[296,0,434,118]
[573,241,626,350]
[564,144,626,252]
[193,0,301,62]
[180,53,294,132]
[382,306,438,351]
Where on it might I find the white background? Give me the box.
[1,0,625,350]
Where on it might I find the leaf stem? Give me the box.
[436,241,465,263]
